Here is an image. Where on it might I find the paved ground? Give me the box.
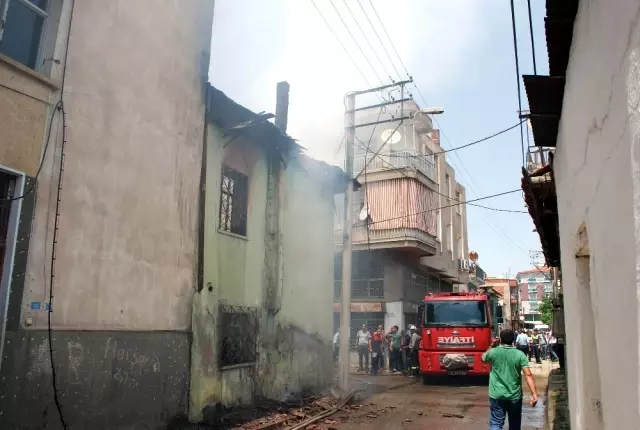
[330,360,556,430]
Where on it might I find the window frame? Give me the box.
[219,164,249,237]
[0,0,50,71]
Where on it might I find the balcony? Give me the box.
[354,151,436,183]
[526,147,554,184]
[334,279,384,299]
[335,224,437,256]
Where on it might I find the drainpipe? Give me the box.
[272,81,289,314]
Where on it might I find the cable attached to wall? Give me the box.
[48,1,76,428]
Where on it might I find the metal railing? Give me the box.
[526,147,554,174]
[219,304,259,368]
[354,150,436,182]
[334,225,436,248]
[334,279,384,298]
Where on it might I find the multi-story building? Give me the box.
[483,277,518,330]
[515,268,553,329]
[334,100,470,336]
[0,1,216,428]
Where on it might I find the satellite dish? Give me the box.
[359,204,370,221]
[381,129,401,145]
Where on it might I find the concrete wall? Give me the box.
[1,1,215,428]
[553,0,640,428]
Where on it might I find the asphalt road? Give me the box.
[331,364,552,430]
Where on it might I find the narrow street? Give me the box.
[329,362,553,430]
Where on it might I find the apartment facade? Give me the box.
[515,268,552,329]
[482,277,518,330]
[0,1,215,428]
[334,100,470,335]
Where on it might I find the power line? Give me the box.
[341,0,393,81]
[354,137,528,214]
[310,0,374,88]
[526,0,538,75]
[386,119,525,159]
[347,188,524,228]
[356,0,402,80]
[367,0,410,76]
[510,0,526,167]
[328,0,385,85]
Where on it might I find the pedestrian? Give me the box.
[556,336,565,370]
[401,329,410,374]
[369,325,384,376]
[333,330,340,363]
[526,330,534,361]
[515,329,529,357]
[481,329,539,430]
[355,324,371,372]
[408,325,421,377]
[388,325,402,372]
[539,331,548,360]
[548,334,559,361]
[530,329,542,364]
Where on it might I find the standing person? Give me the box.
[355,324,371,372]
[548,334,559,361]
[515,329,529,357]
[401,329,410,374]
[539,331,548,360]
[369,325,384,376]
[530,330,542,364]
[526,331,534,361]
[408,325,422,377]
[388,325,402,373]
[556,336,565,370]
[481,329,539,430]
[333,331,340,363]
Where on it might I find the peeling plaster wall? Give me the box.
[258,157,334,399]
[553,0,640,428]
[191,129,335,419]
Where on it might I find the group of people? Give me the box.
[514,328,563,368]
[333,323,422,377]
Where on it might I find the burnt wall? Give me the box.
[0,330,189,429]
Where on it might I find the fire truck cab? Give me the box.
[416,292,503,383]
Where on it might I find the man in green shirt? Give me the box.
[481,329,538,429]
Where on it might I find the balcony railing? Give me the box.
[354,151,436,182]
[526,147,554,179]
[335,225,437,249]
[334,279,384,299]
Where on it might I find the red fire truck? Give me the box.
[417,292,503,383]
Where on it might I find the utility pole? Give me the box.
[338,93,355,392]
[338,79,412,392]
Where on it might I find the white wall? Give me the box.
[22,0,215,330]
[553,0,640,428]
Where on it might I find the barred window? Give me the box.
[219,165,248,236]
[219,305,258,367]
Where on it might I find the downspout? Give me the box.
[273,81,289,314]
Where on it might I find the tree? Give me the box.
[539,294,554,326]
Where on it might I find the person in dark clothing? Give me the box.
[370,325,384,375]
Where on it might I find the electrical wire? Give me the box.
[328,0,385,85]
[0,101,62,205]
[353,137,528,214]
[510,0,526,167]
[355,119,403,177]
[527,0,537,75]
[310,0,374,88]
[367,0,411,76]
[341,0,393,81]
[356,0,402,80]
[386,119,525,159]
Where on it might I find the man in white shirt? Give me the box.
[515,329,529,357]
[407,326,421,377]
[333,331,339,362]
[355,324,371,371]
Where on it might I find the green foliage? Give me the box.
[539,294,554,326]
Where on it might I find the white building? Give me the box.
[522,0,639,428]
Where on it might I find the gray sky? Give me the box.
[209,0,548,277]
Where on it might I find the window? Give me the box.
[528,284,538,293]
[425,300,488,327]
[445,174,451,199]
[446,223,452,251]
[219,165,249,236]
[219,305,258,367]
[455,190,461,214]
[0,0,58,71]
[528,292,538,302]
